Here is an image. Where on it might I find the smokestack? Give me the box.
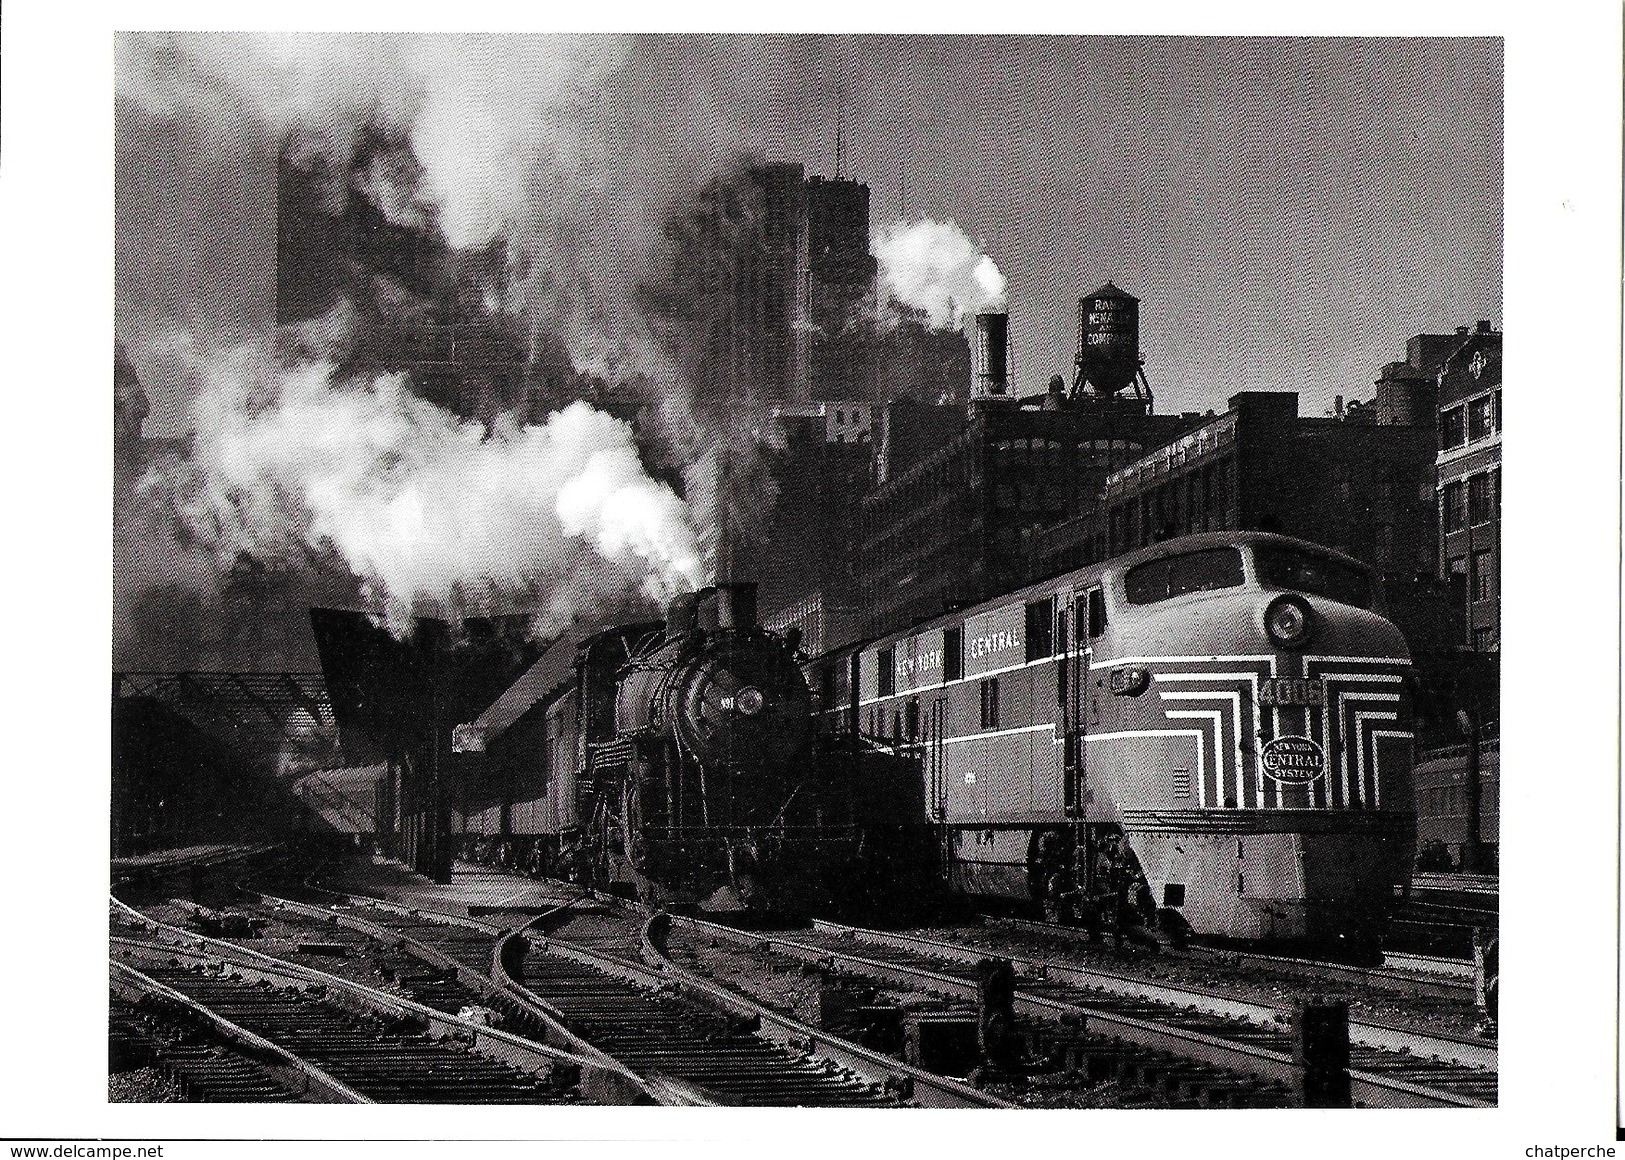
[1476,320,1492,334]
[715,582,758,630]
[695,587,720,632]
[665,592,697,638]
[971,312,1009,397]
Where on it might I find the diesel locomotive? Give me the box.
[448,582,918,910]
[807,531,1417,954]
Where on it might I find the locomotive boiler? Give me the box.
[447,583,905,911]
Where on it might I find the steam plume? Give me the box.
[873,219,1007,329]
[142,328,703,635]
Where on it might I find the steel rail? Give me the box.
[110,899,616,1093]
[306,872,1008,1107]
[636,911,1014,1109]
[990,915,1475,1000]
[110,957,369,1103]
[234,885,668,1105]
[1382,952,1475,981]
[662,912,1490,1109]
[817,920,1494,1072]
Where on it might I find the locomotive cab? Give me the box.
[844,531,1417,956]
[1092,538,1415,954]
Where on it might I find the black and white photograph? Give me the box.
[3,5,1622,1156]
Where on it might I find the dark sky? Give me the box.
[734,35,1502,414]
[117,33,1501,428]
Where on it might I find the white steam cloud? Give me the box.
[116,32,725,395]
[873,219,1007,330]
[144,332,703,634]
[117,33,624,250]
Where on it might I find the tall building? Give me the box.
[276,152,530,425]
[755,406,876,656]
[1434,321,1502,653]
[803,176,878,400]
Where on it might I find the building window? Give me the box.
[1468,473,1495,526]
[1472,550,1494,603]
[1493,466,1502,520]
[1439,406,1466,450]
[1447,555,1468,606]
[1025,596,1056,660]
[1474,627,1497,653]
[1467,395,1494,442]
[979,679,1001,730]
[1441,480,1466,533]
[877,647,896,698]
[944,626,964,682]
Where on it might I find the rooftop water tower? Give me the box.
[1073,283,1152,409]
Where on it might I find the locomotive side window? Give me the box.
[979,679,1001,729]
[1086,587,1107,638]
[1254,544,1372,608]
[1025,596,1056,660]
[944,625,965,681]
[1123,547,1244,605]
[878,647,896,697]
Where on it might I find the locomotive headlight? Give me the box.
[1264,594,1315,649]
[734,686,765,716]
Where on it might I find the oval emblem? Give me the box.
[1260,736,1325,785]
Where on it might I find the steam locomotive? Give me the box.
[806,531,1418,956]
[447,583,918,910]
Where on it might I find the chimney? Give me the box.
[1475,319,1493,334]
[665,592,697,638]
[695,587,720,632]
[971,312,1010,397]
[715,582,758,630]
[1456,326,1469,335]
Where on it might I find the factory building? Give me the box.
[1101,390,1435,570]
[1029,390,1437,625]
[1434,321,1502,653]
[848,295,1195,640]
[854,401,1193,638]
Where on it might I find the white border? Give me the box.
[2,3,1620,1155]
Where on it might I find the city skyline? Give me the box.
[117,34,1501,435]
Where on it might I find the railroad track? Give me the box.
[110,984,325,1103]
[229,877,1007,1108]
[666,915,1495,1108]
[112,842,282,883]
[988,915,1477,1005]
[339,862,1495,1108]
[111,937,583,1104]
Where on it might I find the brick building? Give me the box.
[753,409,876,656]
[1028,390,1439,635]
[852,397,1195,638]
[1434,321,1502,653]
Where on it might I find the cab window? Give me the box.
[1123,547,1244,605]
[1254,544,1373,608]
